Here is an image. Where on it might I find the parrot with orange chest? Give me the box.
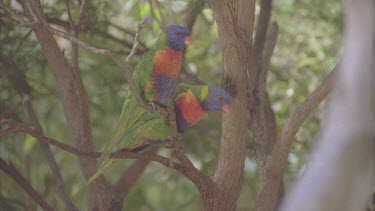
[75,85,232,195]
[97,25,192,167]
[116,84,233,152]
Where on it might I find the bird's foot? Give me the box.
[147,102,159,111]
[164,137,173,148]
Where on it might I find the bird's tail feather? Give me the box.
[73,159,117,198]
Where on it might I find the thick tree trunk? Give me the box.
[208,1,255,210]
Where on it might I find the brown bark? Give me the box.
[255,65,339,211]
[19,0,112,210]
[208,1,255,210]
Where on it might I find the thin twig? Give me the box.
[1,52,78,210]
[75,0,89,28]
[148,0,163,28]
[276,65,339,157]
[0,120,180,171]
[65,0,74,29]
[0,119,212,190]
[45,24,117,56]
[22,95,79,211]
[0,101,22,119]
[0,158,53,211]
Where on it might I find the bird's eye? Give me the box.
[175,31,182,36]
[218,96,224,101]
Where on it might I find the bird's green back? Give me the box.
[97,31,168,167]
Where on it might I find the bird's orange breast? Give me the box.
[153,47,182,78]
[175,90,205,124]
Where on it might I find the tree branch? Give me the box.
[0,101,22,119]
[252,0,272,56]
[255,64,339,210]
[0,119,212,189]
[23,96,79,211]
[277,65,338,153]
[113,159,151,200]
[209,0,254,210]
[75,0,89,28]
[258,21,278,92]
[0,52,78,211]
[19,0,112,209]
[0,158,53,211]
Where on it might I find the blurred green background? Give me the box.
[0,0,342,210]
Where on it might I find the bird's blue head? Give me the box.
[164,25,191,51]
[201,86,233,113]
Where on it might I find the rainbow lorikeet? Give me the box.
[97,25,191,167]
[76,85,232,194]
[120,84,233,152]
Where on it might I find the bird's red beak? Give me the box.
[185,36,192,45]
[221,104,232,113]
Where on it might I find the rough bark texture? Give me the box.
[281,0,375,210]
[209,1,255,210]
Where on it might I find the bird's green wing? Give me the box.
[96,94,146,167]
[97,32,167,167]
[73,158,118,198]
[134,31,167,93]
[118,112,171,150]
[74,113,170,198]
[76,31,170,196]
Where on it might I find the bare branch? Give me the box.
[65,0,74,29]
[148,0,164,28]
[0,101,22,119]
[113,159,151,200]
[252,0,272,56]
[44,24,117,56]
[0,119,209,186]
[255,64,339,211]
[105,21,148,49]
[23,95,79,211]
[180,0,205,31]
[0,158,53,211]
[277,65,339,156]
[0,2,29,25]
[258,21,278,92]
[1,53,78,211]
[75,0,89,28]
[19,0,112,208]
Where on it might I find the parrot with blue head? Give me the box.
[97,25,191,167]
[75,85,232,195]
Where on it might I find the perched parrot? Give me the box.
[120,84,233,152]
[75,85,232,195]
[97,25,192,167]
